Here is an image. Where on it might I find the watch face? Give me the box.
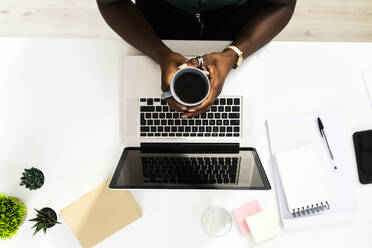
[236,56,243,67]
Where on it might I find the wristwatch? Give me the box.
[226,45,243,69]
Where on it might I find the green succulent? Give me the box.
[0,193,27,240]
[20,167,44,190]
[29,208,60,236]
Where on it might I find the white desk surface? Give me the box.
[1,38,372,248]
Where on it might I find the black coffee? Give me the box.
[174,72,208,103]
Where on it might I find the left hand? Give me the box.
[181,49,237,118]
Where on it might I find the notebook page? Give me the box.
[274,144,329,213]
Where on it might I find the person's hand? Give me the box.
[181,49,237,118]
[160,52,189,112]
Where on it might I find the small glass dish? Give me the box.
[201,207,232,237]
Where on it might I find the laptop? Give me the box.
[109,54,270,190]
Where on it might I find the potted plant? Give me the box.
[29,208,60,236]
[0,193,27,240]
[20,167,45,191]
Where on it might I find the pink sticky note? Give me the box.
[232,200,262,234]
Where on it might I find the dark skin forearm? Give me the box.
[96,0,172,64]
[226,0,297,61]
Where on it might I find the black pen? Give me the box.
[317,117,337,170]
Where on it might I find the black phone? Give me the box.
[353,129,372,184]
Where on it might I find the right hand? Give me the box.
[160,52,189,112]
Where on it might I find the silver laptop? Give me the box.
[109,53,270,190]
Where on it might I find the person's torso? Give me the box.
[163,0,248,14]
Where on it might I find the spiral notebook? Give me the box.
[274,143,330,217]
[267,109,358,229]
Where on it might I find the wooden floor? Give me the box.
[0,0,372,42]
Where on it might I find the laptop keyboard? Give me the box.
[142,156,240,184]
[139,96,242,138]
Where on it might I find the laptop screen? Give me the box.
[109,148,270,190]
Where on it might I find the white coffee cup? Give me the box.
[161,67,210,107]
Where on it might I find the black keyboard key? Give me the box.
[166,113,172,118]
[206,127,212,132]
[156,106,162,112]
[176,133,182,137]
[231,120,240,126]
[152,113,158,118]
[201,113,207,118]
[219,133,225,137]
[148,133,154,137]
[141,113,145,119]
[188,120,195,125]
[163,106,169,112]
[232,106,240,112]
[140,133,146,136]
[225,106,231,112]
[211,106,217,112]
[141,119,146,125]
[214,99,219,105]
[209,120,215,125]
[218,106,224,112]
[161,100,166,105]
[192,126,198,132]
[173,113,179,118]
[226,133,232,137]
[182,120,187,125]
[219,127,225,132]
[165,127,170,132]
[141,126,149,132]
[159,113,165,119]
[169,133,175,137]
[234,127,240,132]
[171,127,177,132]
[183,133,189,137]
[222,113,227,118]
[215,113,221,119]
[220,98,226,105]
[223,120,229,126]
[190,133,196,137]
[147,120,153,125]
[202,120,208,126]
[194,115,200,119]
[233,133,240,137]
[175,120,181,125]
[154,98,160,102]
[141,106,154,112]
[147,98,153,105]
[151,127,156,132]
[154,120,160,125]
[205,133,211,137]
[207,113,213,119]
[155,133,161,137]
[229,113,240,119]
[162,133,168,137]
[213,127,218,132]
[146,113,151,119]
[196,120,201,125]
[178,126,184,132]
[168,120,174,125]
[140,98,146,102]
[227,127,233,132]
[227,99,233,105]
[233,98,240,105]
[199,126,205,132]
[197,133,204,137]
[161,120,166,125]
[185,127,191,132]
[216,120,222,126]
[158,126,164,132]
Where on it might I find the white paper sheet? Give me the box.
[267,109,358,229]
